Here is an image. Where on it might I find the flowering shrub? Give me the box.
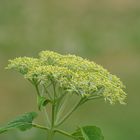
[0,50,126,140]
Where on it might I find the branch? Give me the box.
[54,129,75,139]
[32,123,49,131]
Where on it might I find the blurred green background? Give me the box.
[0,0,140,140]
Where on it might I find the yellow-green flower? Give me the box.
[7,50,126,104]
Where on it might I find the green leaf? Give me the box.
[72,126,104,140]
[37,96,51,111]
[0,112,38,134]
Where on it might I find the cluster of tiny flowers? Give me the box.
[7,50,126,104]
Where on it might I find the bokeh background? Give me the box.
[0,0,140,140]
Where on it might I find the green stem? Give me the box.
[54,129,75,139]
[52,82,57,99]
[52,82,56,127]
[33,120,54,140]
[55,92,66,119]
[51,103,55,128]
[32,123,75,139]
[43,84,53,100]
[56,98,85,127]
[55,93,69,123]
[32,123,49,131]
[47,82,57,140]
[35,84,40,96]
[48,103,55,140]
[88,95,103,100]
[43,108,51,128]
[48,129,55,140]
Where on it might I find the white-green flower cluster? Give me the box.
[7,50,126,104]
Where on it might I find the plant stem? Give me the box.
[52,82,57,127]
[88,95,103,100]
[56,98,85,127]
[51,103,55,128]
[47,82,57,140]
[55,93,69,123]
[32,123,75,139]
[43,108,51,128]
[55,92,66,121]
[47,103,55,140]
[32,123,49,131]
[35,84,40,96]
[35,83,55,140]
[54,129,75,139]
[48,129,54,140]
[43,84,53,100]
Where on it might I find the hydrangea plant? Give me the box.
[0,50,126,140]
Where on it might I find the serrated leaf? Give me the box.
[37,96,51,111]
[72,126,104,140]
[0,112,38,134]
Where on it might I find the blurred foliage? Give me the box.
[0,0,140,140]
